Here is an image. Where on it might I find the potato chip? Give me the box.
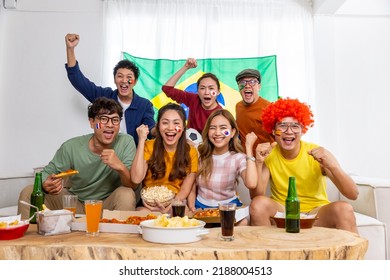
[153,214,200,227]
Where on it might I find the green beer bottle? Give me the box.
[285,176,300,233]
[29,172,45,224]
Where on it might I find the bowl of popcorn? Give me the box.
[141,186,175,207]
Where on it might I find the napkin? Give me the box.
[0,214,21,223]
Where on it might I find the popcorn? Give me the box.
[141,186,175,207]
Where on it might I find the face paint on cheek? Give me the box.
[223,130,231,137]
[210,91,217,96]
[238,84,245,91]
[128,79,132,85]
[175,125,182,133]
[274,130,282,136]
[96,123,102,129]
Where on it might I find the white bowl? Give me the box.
[139,219,209,244]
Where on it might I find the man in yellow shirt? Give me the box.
[250,98,358,233]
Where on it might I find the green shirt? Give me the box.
[42,133,136,201]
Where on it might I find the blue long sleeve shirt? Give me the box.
[65,61,155,145]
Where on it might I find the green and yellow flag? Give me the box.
[123,52,279,118]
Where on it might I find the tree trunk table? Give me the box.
[0,225,367,260]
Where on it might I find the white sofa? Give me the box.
[236,175,389,260]
[0,176,34,217]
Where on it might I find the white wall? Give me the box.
[1,0,390,180]
[314,11,390,178]
[0,0,104,177]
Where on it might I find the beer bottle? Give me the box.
[285,176,300,233]
[29,172,45,224]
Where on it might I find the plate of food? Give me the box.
[192,206,249,224]
[192,208,220,223]
[100,213,157,225]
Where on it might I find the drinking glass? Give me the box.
[219,203,236,241]
[172,199,186,217]
[85,200,103,236]
[62,194,78,217]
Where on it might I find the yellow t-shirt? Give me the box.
[142,139,198,194]
[265,141,330,212]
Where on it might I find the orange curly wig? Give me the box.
[261,97,314,134]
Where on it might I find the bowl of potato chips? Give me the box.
[0,219,30,240]
[139,214,208,244]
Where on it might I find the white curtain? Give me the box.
[102,0,316,134]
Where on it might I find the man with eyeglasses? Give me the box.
[65,33,155,146]
[249,98,358,233]
[235,69,274,155]
[18,97,139,218]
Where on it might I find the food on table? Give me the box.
[100,214,157,225]
[53,169,79,178]
[193,208,220,218]
[141,186,175,207]
[153,214,200,227]
[0,220,20,229]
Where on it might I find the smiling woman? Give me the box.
[191,109,257,219]
[130,103,199,214]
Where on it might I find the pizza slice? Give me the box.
[53,169,79,179]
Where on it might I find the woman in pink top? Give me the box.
[162,58,222,139]
[188,109,258,218]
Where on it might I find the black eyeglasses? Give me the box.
[96,115,121,126]
[238,79,258,88]
[275,122,302,133]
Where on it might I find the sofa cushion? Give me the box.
[355,212,388,260]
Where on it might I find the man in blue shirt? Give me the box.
[65,33,155,145]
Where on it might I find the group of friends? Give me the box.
[18,34,358,233]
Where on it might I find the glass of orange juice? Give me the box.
[62,194,78,217]
[85,200,103,236]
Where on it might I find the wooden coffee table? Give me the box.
[0,225,367,260]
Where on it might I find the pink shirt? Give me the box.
[196,151,246,203]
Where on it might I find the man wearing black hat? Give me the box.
[235,69,274,155]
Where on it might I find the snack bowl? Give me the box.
[0,222,30,240]
[139,219,208,244]
[270,216,318,229]
[141,186,175,207]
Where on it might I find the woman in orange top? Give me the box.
[131,103,198,213]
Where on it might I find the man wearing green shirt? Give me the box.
[18,97,138,218]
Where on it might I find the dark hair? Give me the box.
[197,73,221,90]
[88,97,123,119]
[113,59,140,80]
[148,103,191,181]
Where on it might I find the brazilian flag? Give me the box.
[123,52,279,119]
